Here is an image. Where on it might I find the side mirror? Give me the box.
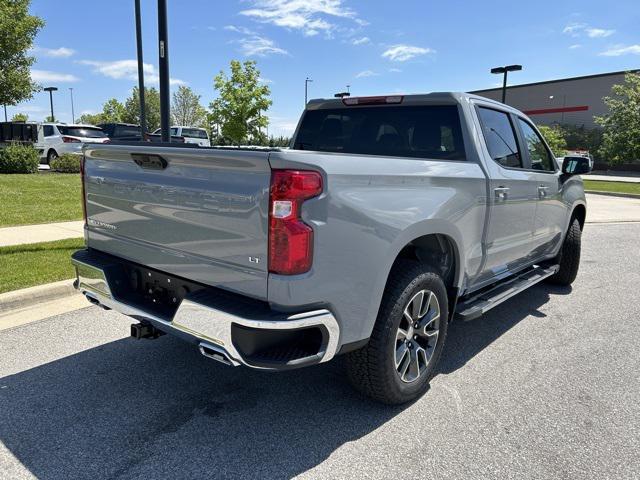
[562,156,592,175]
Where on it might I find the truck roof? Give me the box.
[306,92,517,113]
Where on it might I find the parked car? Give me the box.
[152,125,210,146]
[36,123,109,164]
[97,123,144,142]
[72,92,590,404]
[99,122,186,143]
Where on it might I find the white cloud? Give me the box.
[355,70,378,78]
[563,22,615,38]
[31,69,79,83]
[599,44,640,56]
[351,36,370,45]
[237,36,289,57]
[224,25,256,35]
[586,28,615,38]
[258,77,274,83]
[562,22,586,36]
[79,59,186,86]
[569,44,582,49]
[240,0,362,37]
[382,44,433,62]
[31,46,76,58]
[388,67,402,73]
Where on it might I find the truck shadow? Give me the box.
[0,283,569,479]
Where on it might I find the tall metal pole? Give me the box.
[134,0,147,136]
[3,105,7,122]
[305,77,312,107]
[44,87,58,122]
[69,87,75,123]
[157,0,170,142]
[501,71,507,104]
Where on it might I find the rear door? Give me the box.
[515,117,565,257]
[474,106,537,286]
[83,144,272,299]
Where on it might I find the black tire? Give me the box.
[547,218,581,286]
[46,149,58,165]
[345,260,449,405]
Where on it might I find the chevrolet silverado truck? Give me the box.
[72,93,590,404]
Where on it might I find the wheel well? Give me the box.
[572,204,586,230]
[391,234,457,289]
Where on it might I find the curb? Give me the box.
[0,279,78,314]
[585,190,640,200]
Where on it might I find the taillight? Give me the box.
[62,136,81,143]
[80,156,87,225]
[269,170,322,275]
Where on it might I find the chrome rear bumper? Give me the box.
[72,250,340,370]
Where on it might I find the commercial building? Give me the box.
[471,69,638,128]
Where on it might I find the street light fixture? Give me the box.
[305,77,313,106]
[43,86,58,122]
[334,92,350,98]
[490,64,522,104]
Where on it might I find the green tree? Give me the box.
[171,85,207,127]
[76,98,125,125]
[0,0,44,108]
[209,60,272,145]
[595,72,640,165]
[537,125,567,157]
[11,112,28,122]
[123,87,161,132]
[44,115,54,122]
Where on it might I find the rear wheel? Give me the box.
[46,149,58,165]
[547,218,582,286]
[346,260,448,404]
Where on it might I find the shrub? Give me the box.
[50,153,81,173]
[0,143,40,174]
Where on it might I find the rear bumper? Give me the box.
[71,249,340,370]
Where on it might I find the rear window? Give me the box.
[181,128,208,139]
[114,125,141,137]
[293,105,465,160]
[58,126,107,138]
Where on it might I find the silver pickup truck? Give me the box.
[72,93,590,404]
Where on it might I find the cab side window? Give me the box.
[477,107,522,168]
[517,118,556,172]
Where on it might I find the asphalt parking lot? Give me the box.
[1,222,639,480]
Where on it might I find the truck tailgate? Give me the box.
[82,144,271,299]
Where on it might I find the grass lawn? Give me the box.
[583,179,640,195]
[0,238,84,294]
[0,173,82,227]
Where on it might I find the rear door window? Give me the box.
[293,105,466,160]
[43,125,55,137]
[182,128,207,139]
[477,107,522,168]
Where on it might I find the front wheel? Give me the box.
[346,260,449,405]
[547,218,582,286]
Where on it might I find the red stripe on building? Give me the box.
[523,105,589,115]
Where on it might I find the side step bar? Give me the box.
[455,264,559,321]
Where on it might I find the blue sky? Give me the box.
[9,0,640,136]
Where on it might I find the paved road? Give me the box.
[1,223,639,480]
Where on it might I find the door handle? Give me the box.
[538,185,549,198]
[494,186,510,201]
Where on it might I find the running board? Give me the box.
[455,264,559,321]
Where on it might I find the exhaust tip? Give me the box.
[199,342,236,367]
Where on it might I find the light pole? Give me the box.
[134,0,147,136]
[3,105,7,122]
[69,87,75,123]
[44,86,58,122]
[490,64,522,104]
[305,77,313,106]
[157,0,171,142]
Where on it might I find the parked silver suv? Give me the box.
[72,93,590,404]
